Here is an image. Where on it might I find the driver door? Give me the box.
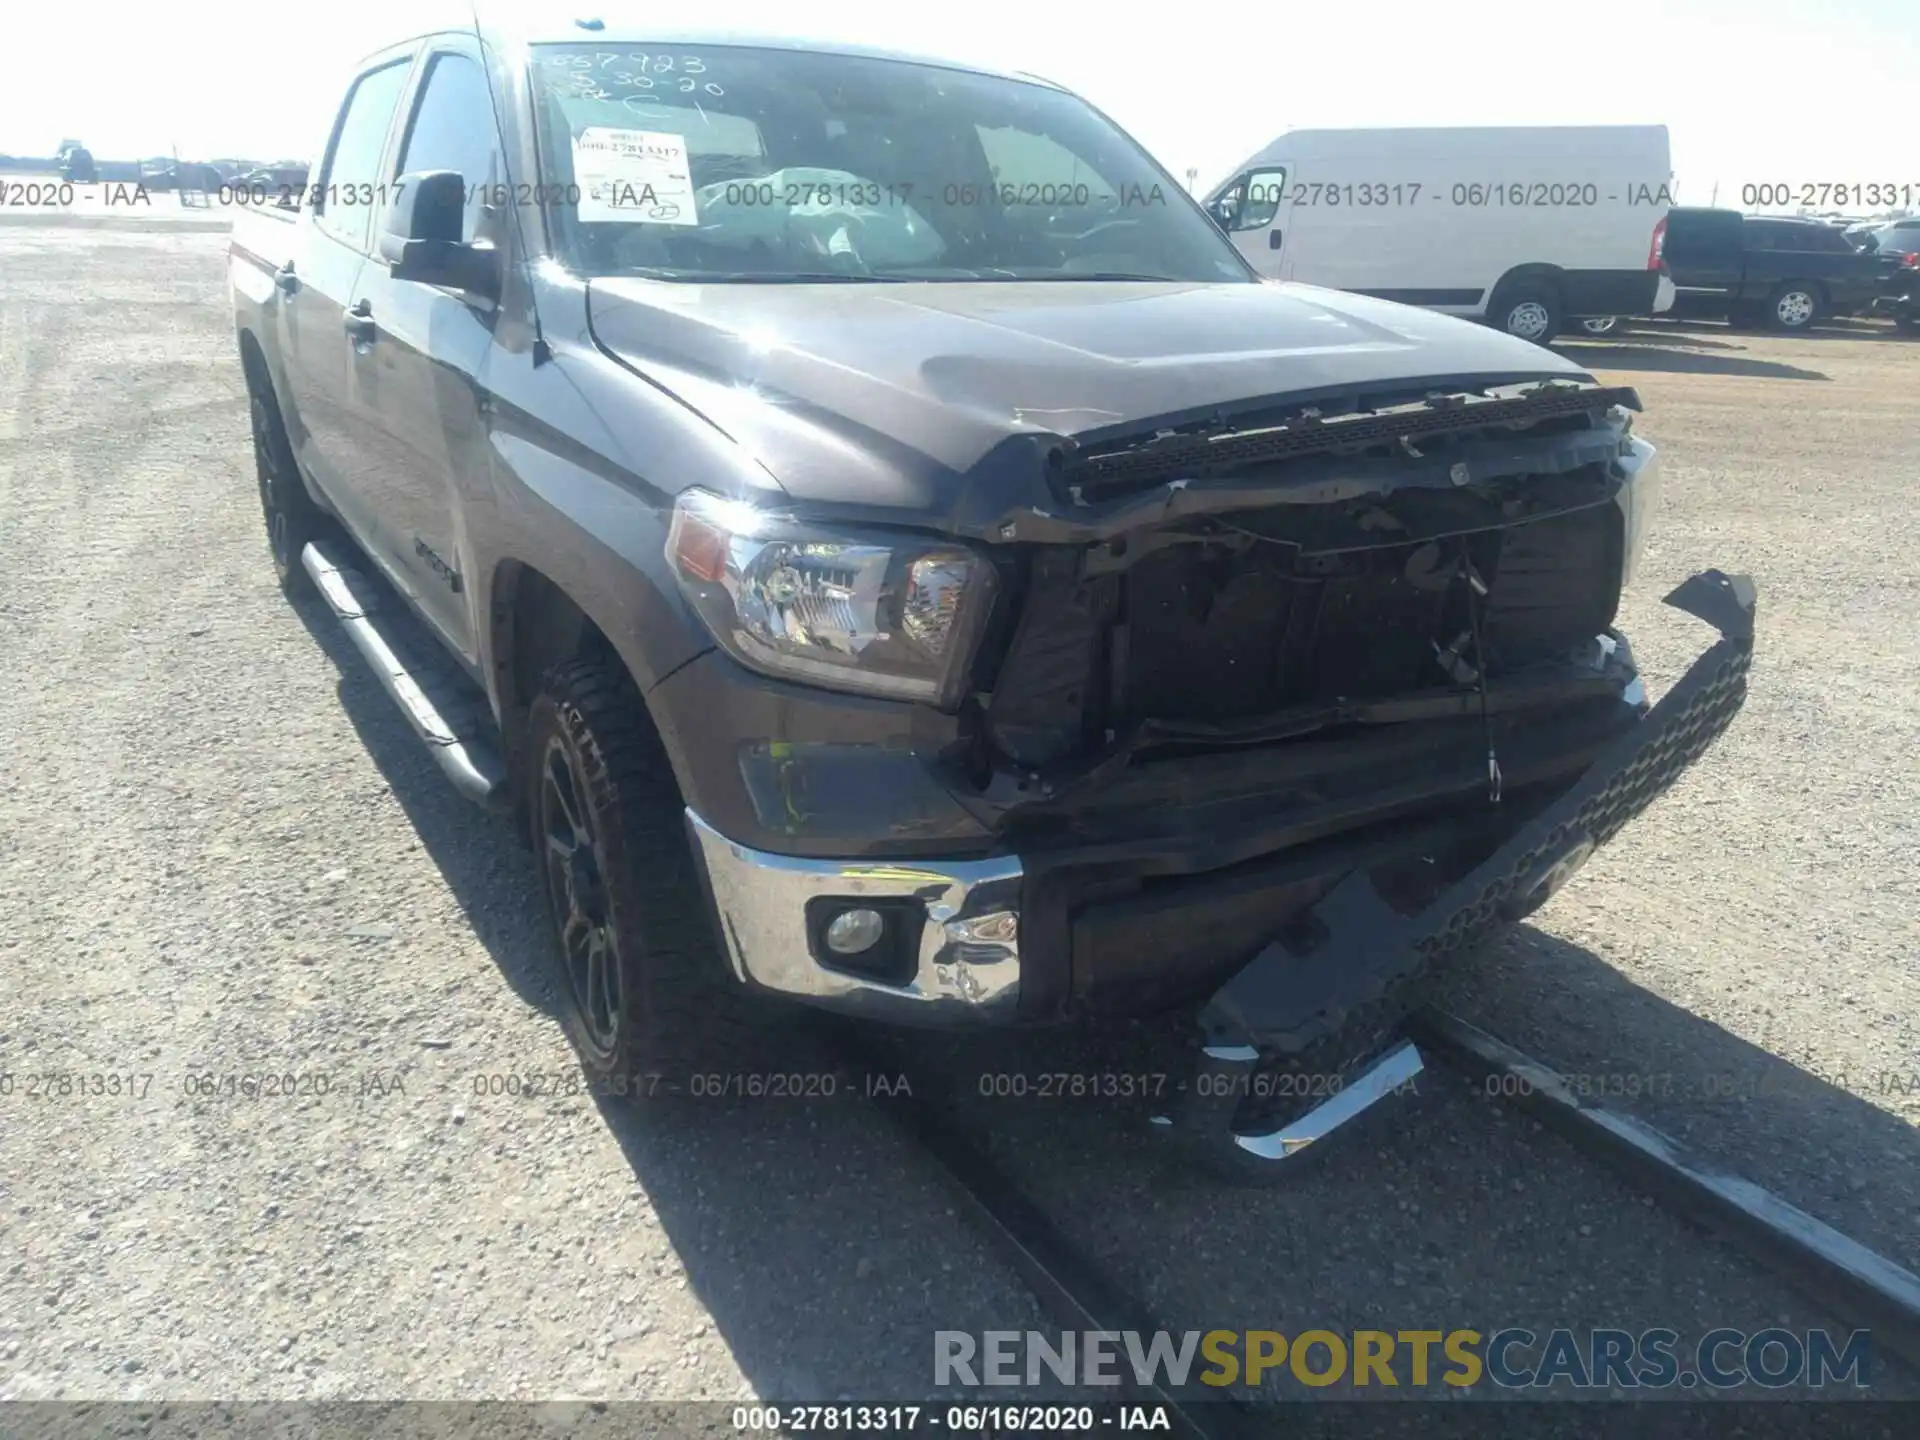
[338,41,506,667]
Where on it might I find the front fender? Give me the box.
[468,328,781,790]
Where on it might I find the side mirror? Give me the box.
[1232,168,1288,233]
[380,170,499,298]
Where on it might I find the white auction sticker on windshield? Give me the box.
[571,127,699,225]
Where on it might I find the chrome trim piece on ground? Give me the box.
[684,810,1024,1022]
[1231,1040,1425,1162]
[1411,1009,1920,1373]
[300,541,507,809]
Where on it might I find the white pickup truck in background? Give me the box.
[1206,125,1676,343]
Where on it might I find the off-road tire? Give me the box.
[525,657,758,1095]
[248,382,330,597]
[1488,281,1564,347]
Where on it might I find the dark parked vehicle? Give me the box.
[231,164,311,207]
[1664,207,1897,330]
[141,160,223,193]
[1855,217,1920,259]
[1876,250,1920,334]
[229,21,1754,1158]
[58,144,97,184]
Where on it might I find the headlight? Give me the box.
[666,490,997,708]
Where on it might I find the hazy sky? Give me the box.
[5,0,1915,203]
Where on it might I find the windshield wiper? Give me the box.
[611,266,894,283]
[716,272,894,284]
[1034,271,1185,282]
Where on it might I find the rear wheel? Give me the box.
[1767,281,1821,332]
[248,384,329,596]
[525,657,759,1092]
[1574,316,1620,337]
[1488,281,1563,346]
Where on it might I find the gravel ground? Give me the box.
[0,227,1045,1403]
[1,227,1915,1420]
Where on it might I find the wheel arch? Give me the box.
[237,326,337,519]
[1487,263,1567,309]
[237,326,273,393]
[485,557,706,822]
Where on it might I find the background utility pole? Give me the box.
[1185,167,1199,195]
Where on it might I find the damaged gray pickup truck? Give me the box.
[229,20,1754,1169]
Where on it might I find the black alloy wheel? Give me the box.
[538,731,623,1061]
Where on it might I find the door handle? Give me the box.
[1269,228,1285,250]
[343,300,377,345]
[273,264,299,295]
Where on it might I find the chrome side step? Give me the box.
[300,541,508,811]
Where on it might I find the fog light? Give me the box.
[823,907,886,956]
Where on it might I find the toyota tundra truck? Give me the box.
[229,18,1755,1168]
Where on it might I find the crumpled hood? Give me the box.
[586,277,1591,522]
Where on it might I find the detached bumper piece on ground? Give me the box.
[1153,568,1757,1177]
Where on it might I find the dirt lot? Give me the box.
[1,225,1915,1413]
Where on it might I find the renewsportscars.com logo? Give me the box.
[934,1328,1872,1391]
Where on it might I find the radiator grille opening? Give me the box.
[984,501,1623,767]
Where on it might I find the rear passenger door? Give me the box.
[280,56,413,545]
[341,41,506,665]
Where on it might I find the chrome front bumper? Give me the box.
[686,811,1024,1023]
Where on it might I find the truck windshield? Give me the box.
[528,43,1253,283]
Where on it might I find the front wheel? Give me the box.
[1575,316,1620,337]
[525,658,760,1091]
[1767,282,1821,332]
[1489,282,1563,347]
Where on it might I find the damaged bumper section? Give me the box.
[1155,568,1757,1171]
[688,571,1755,1060]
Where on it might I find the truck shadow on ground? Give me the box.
[289,587,1019,1404]
[1555,337,1832,382]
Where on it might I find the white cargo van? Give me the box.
[1205,126,1676,343]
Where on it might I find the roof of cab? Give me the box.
[364,9,1060,89]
